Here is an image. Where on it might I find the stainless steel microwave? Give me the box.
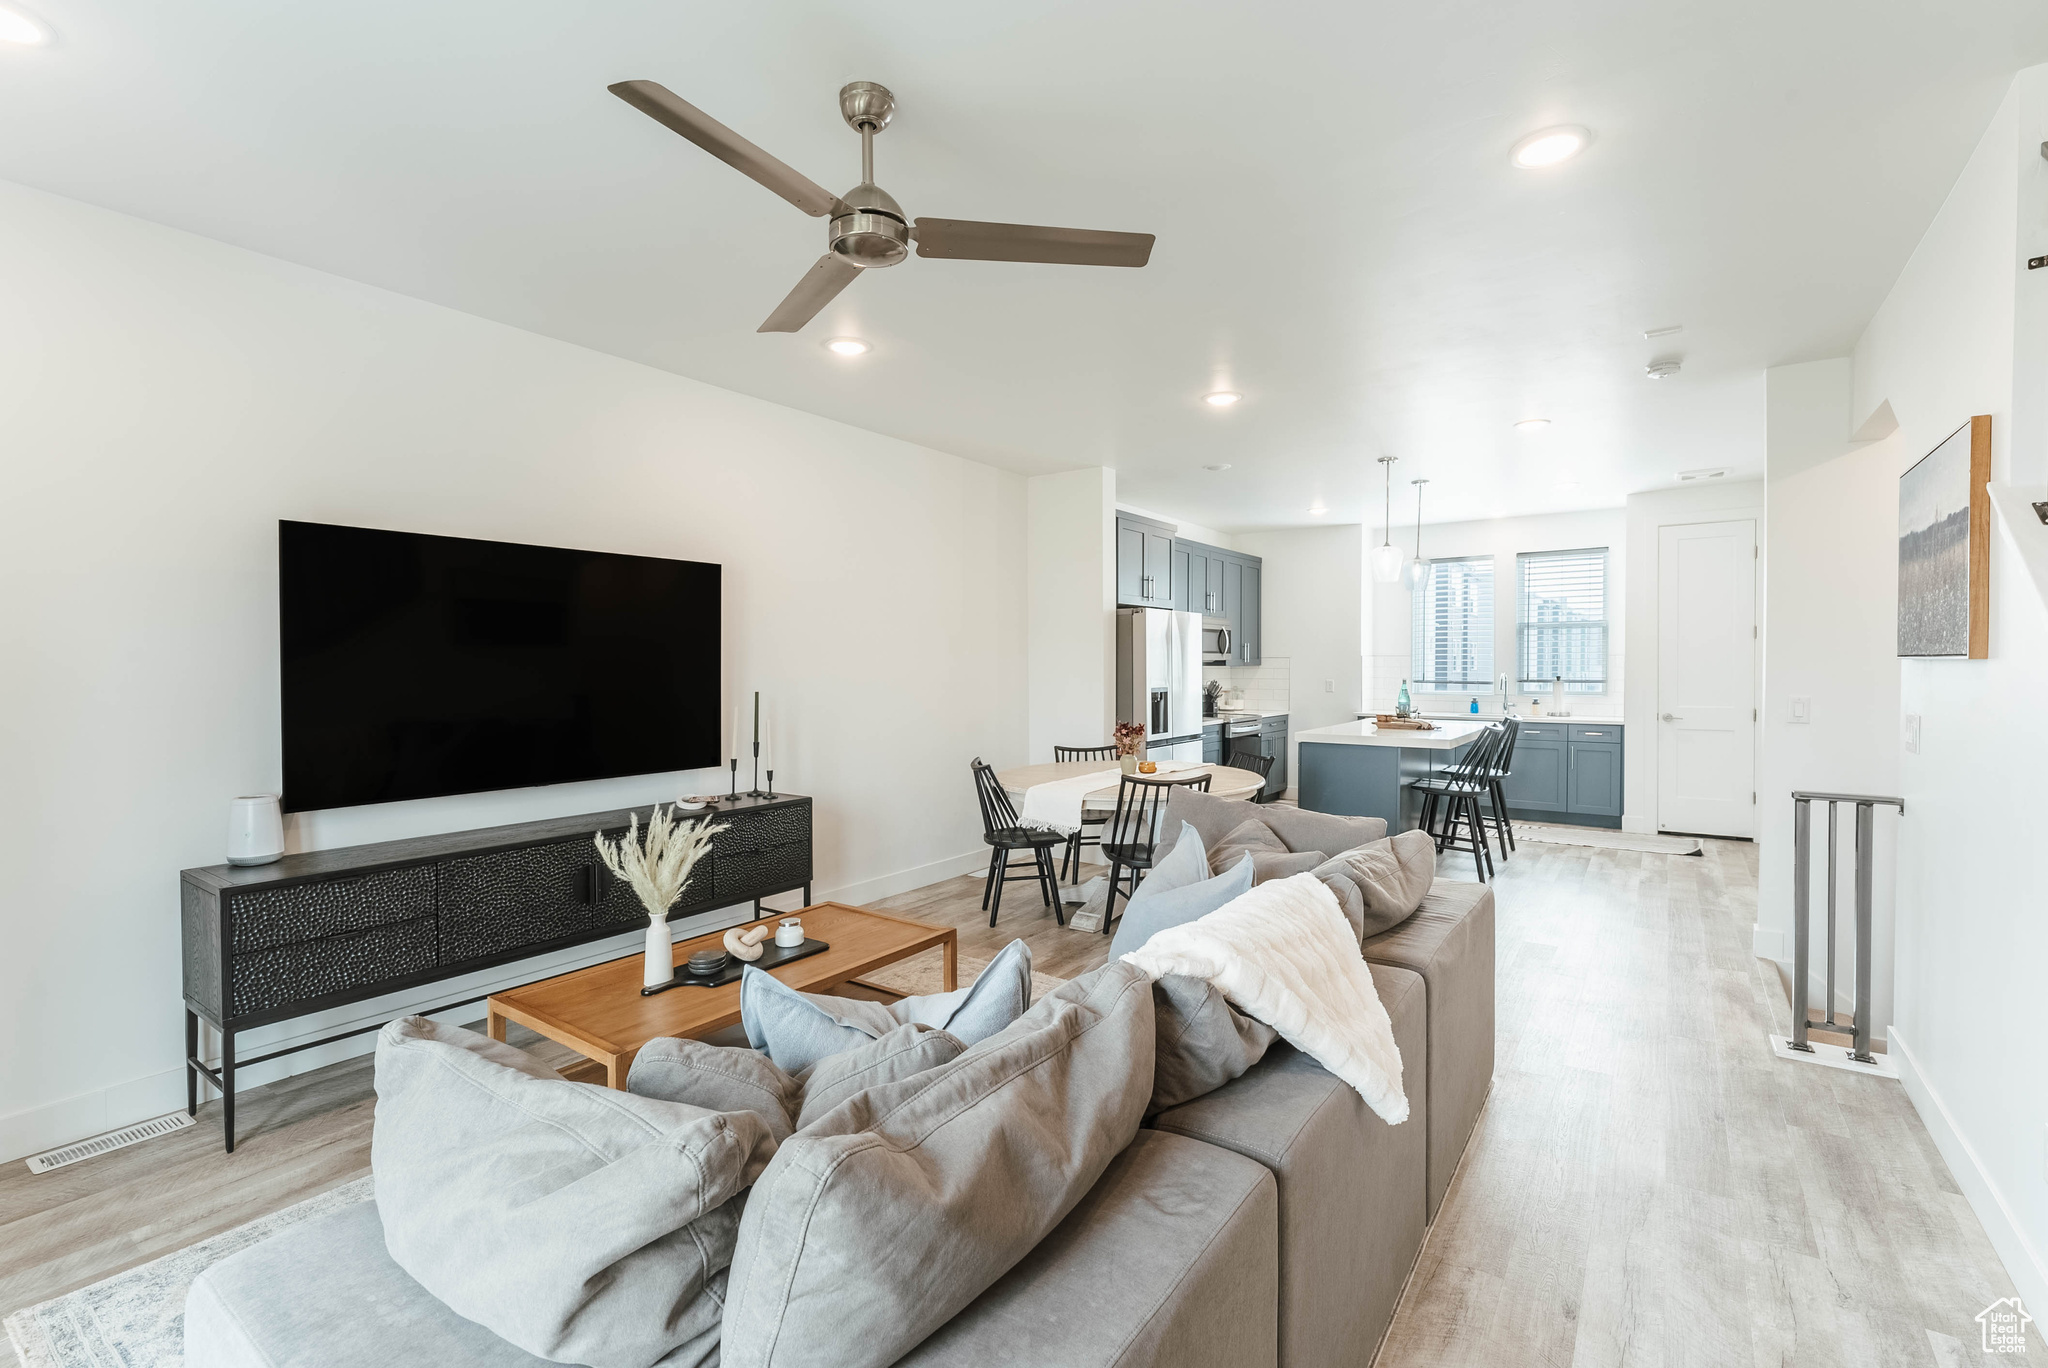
[1200,617,1232,666]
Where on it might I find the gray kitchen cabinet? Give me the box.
[1259,714,1288,796]
[1115,513,1175,608]
[1176,545,1214,616]
[1220,556,1242,636]
[1239,563,1262,665]
[1498,721,1624,826]
[1204,556,1224,616]
[1202,722,1223,765]
[1566,741,1623,817]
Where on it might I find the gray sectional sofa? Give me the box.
[185,813,1494,1368]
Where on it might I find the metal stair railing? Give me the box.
[1789,791,1905,1064]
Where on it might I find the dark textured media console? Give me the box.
[179,793,812,1150]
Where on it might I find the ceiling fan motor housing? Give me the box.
[831,180,909,267]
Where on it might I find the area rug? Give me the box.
[5,1174,373,1368]
[1514,824,1704,856]
[854,946,1069,1002]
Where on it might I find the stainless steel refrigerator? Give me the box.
[1115,607,1205,762]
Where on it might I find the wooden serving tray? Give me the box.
[1373,714,1440,730]
[641,938,831,995]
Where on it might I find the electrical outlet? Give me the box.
[1324,679,1335,693]
[1789,696,1810,724]
[1904,713,1922,754]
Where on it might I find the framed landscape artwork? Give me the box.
[1897,414,1991,659]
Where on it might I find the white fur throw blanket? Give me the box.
[1120,872,1408,1123]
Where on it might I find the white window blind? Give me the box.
[1410,556,1494,691]
[1517,547,1608,693]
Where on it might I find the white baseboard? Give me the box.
[1752,925,1786,960]
[1891,1026,2048,1322]
[1,848,992,1166]
[1622,814,1656,834]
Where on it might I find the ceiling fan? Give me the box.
[608,79,1157,334]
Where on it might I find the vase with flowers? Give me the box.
[1113,721,1147,775]
[594,805,728,989]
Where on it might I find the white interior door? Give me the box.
[1657,520,1757,836]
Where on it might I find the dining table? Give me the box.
[995,760,1268,813]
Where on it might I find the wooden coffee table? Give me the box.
[485,903,956,1089]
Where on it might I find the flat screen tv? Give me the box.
[279,520,721,812]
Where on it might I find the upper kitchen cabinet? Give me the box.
[1115,513,1175,608]
[1239,562,1261,665]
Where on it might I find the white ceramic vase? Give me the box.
[226,794,285,866]
[644,916,674,988]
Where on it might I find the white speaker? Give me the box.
[226,794,285,866]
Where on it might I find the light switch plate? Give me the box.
[1789,696,1810,724]
[1904,713,1922,753]
[1324,679,1334,693]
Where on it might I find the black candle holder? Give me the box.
[748,741,766,798]
[766,769,776,800]
[727,758,740,802]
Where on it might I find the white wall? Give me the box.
[1230,525,1365,791]
[1117,503,1235,551]
[0,179,1029,1161]
[1028,469,1115,762]
[1846,65,2048,1319]
[1620,478,1767,833]
[1755,358,1901,1036]
[1366,508,1628,715]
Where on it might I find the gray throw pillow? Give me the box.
[372,1017,777,1368]
[1210,816,1327,884]
[720,962,1156,1368]
[629,1025,967,1137]
[1149,973,1276,1112]
[1255,804,1388,855]
[741,939,1031,1072]
[1312,830,1436,940]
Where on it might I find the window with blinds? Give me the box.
[1410,555,1494,691]
[1517,547,1609,693]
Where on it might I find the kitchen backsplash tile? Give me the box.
[1204,657,1291,714]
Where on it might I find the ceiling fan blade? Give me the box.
[758,255,863,333]
[609,80,846,218]
[911,218,1154,268]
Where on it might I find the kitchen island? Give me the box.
[1296,719,1492,832]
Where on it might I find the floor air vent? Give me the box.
[25,1111,195,1173]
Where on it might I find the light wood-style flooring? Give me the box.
[2,837,2034,1366]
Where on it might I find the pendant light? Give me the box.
[1370,456,1405,583]
[1403,478,1430,591]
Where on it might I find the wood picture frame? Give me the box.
[1897,414,1991,660]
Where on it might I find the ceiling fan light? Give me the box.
[824,337,870,356]
[1511,125,1590,168]
[1514,417,1551,433]
[0,4,46,43]
[1371,542,1406,583]
[1203,391,1242,407]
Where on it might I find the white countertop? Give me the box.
[1298,719,1493,750]
[1359,711,1626,726]
[1203,710,1288,724]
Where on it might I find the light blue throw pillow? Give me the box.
[1108,821,1255,957]
[741,939,1034,1074]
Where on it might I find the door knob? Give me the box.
[1661,712,1682,722]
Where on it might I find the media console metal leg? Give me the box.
[222,1029,237,1154]
[185,1009,199,1118]
[1789,798,1813,1052]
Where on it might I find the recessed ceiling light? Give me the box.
[1204,463,1232,472]
[1678,466,1731,482]
[824,337,870,356]
[1514,418,1551,433]
[1510,125,1590,169]
[1307,503,1329,516]
[0,5,48,43]
[1645,360,1682,380]
[1203,391,1242,407]
[1643,325,1683,339]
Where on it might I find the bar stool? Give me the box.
[1479,716,1520,855]
[1409,725,1502,881]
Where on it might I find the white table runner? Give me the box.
[1018,768,1123,835]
